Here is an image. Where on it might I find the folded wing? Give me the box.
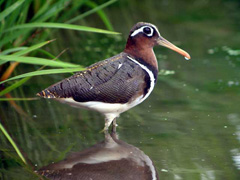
[37,53,150,104]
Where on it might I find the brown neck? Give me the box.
[124,38,158,70]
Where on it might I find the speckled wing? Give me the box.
[37,52,150,104]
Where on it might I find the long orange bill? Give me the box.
[157,37,191,60]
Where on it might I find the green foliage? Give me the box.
[3,22,119,34]
[0,0,117,172]
[0,0,25,22]
[0,76,31,96]
[0,123,26,164]
[0,67,85,86]
[0,55,80,68]
[0,0,118,96]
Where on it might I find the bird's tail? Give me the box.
[36,89,56,98]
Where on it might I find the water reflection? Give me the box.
[37,132,159,180]
[228,113,240,170]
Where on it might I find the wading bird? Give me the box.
[37,22,191,131]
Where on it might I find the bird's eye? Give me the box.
[143,27,152,35]
[131,26,155,37]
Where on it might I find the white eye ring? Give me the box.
[131,26,154,37]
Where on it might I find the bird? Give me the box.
[37,131,159,180]
[37,22,191,131]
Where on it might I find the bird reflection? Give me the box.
[38,132,159,180]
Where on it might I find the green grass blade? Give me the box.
[66,0,117,25]
[0,47,27,55]
[16,0,30,25]
[31,0,68,22]
[31,0,52,21]
[0,77,31,96]
[58,0,88,22]
[0,40,54,56]
[0,0,25,21]
[0,123,27,164]
[0,60,8,65]
[86,1,114,31]
[4,22,120,35]
[0,67,85,85]
[0,29,30,48]
[36,49,60,60]
[0,97,38,101]
[0,55,79,68]
[13,39,55,56]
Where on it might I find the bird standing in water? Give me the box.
[37,22,191,131]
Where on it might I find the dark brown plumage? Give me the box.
[37,52,157,104]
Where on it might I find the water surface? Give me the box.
[1,0,240,179]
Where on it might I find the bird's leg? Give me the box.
[111,118,119,139]
[104,129,111,141]
[104,120,110,132]
[100,115,116,133]
[99,117,113,133]
[111,118,117,133]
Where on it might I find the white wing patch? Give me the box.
[118,63,122,69]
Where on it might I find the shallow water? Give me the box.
[1,0,240,179]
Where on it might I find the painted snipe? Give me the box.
[37,22,191,131]
[37,131,159,179]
